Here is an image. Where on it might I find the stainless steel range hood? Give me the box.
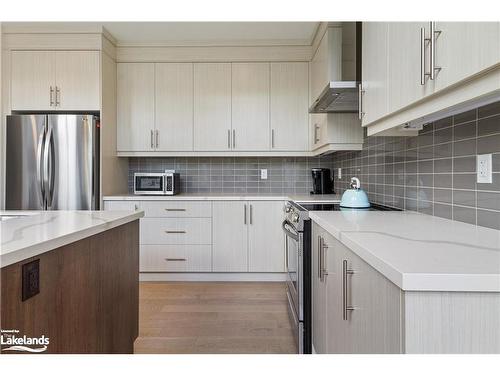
[309,81,360,113]
[309,23,361,114]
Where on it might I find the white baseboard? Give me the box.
[139,272,287,282]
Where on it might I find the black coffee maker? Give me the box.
[311,168,334,194]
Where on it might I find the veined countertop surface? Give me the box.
[0,210,144,268]
[103,193,342,203]
[309,210,500,292]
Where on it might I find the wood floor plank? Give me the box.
[135,281,296,354]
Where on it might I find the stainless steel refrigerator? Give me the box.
[6,114,100,210]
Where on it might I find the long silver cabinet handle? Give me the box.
[165,258,186,262]
[49,86,54,107]
[164,208,186,212]
[233,129,236,148]
[249,204,253,224]
[420,27,426,85]
[314,124,319,144]
[228,129,231,149]
[429,21,442,80]
[151,130,154,149]
[321,238,328,281]
[164,230,186,234]
[155,130,159,148]
[271,129,275,148]
[317,236,322,279]
[244,204,247,224]
[55,86,60,106]
[342,259,355,320]
[358,84,365,120]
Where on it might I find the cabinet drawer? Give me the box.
[104,200,140,211]
[140,218,212,245]
[139,201,212,218]
[140,245,212,272]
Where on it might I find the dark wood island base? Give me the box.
[1,220,139,354]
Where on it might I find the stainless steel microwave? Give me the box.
[134,173,166,195]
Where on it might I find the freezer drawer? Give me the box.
[140,245,212,272]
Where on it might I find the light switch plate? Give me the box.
[260,169,268,180]
[477,154,492,184]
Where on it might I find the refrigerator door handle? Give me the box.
[43,125,55,208]
[36,128,46,208]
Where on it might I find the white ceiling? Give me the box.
[3,22,320,46]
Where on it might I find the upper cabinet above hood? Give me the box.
[309,23,360,114]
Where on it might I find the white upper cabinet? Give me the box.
[231,63,270,151]
[193,63,232,151]
[11,51,55,110]
[117,63,155,152]
[54,51,100,111]
[270,62,309,151]
[155,63,194,151]
[310,26,342,106]
[11,50,99,111]
[434,22,500,92]
[386,22,433,114]
[361,22,389,126]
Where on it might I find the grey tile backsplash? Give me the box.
[332,100,500,230]
[128,156,336,195]
[127,101,500,230]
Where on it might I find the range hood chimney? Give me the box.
[309,22,361,114]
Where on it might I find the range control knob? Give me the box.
[284,204,292,213]
[292,213,300,223]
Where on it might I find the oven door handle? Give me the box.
[282,220,299,241]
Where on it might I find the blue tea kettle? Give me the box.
[340,177,370,208]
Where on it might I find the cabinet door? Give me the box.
[155,63,194,151]
[54,51,100,110]
[212,201,248,272]
[331,238,402,354]
[311,223,327,353]
[117,63,155,152]
[231,63,270,151]
[387,22,433,114]
[193,63,232,151]
[361,22,389,126]
[11,51,55,110]
[248,201,285,272]
[270,62,309,151]
[434,22,500,92]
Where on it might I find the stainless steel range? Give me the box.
[283,200,401,354]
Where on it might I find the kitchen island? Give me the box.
[1,210,144,354]
[309,210,500,354]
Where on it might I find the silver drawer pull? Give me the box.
[164,208,186,212]
[164,230,186,234]
[165,258,187,262]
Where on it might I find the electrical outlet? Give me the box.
[260,169,268,180]
[477,154,492,184]
[338,168,342,179]
[22,259,40,301]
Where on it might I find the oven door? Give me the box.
[283,219,303,322]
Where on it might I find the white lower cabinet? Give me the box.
[212,201,249,272]
[248,201,285,272]
[105,199,285,275]
[212,200,285,272]
[312,221,402,354]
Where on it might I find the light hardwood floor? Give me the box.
[134,281,297,354]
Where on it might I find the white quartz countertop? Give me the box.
[1,210,144,268]
[309,210,500,292]
[103,193,342,203]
